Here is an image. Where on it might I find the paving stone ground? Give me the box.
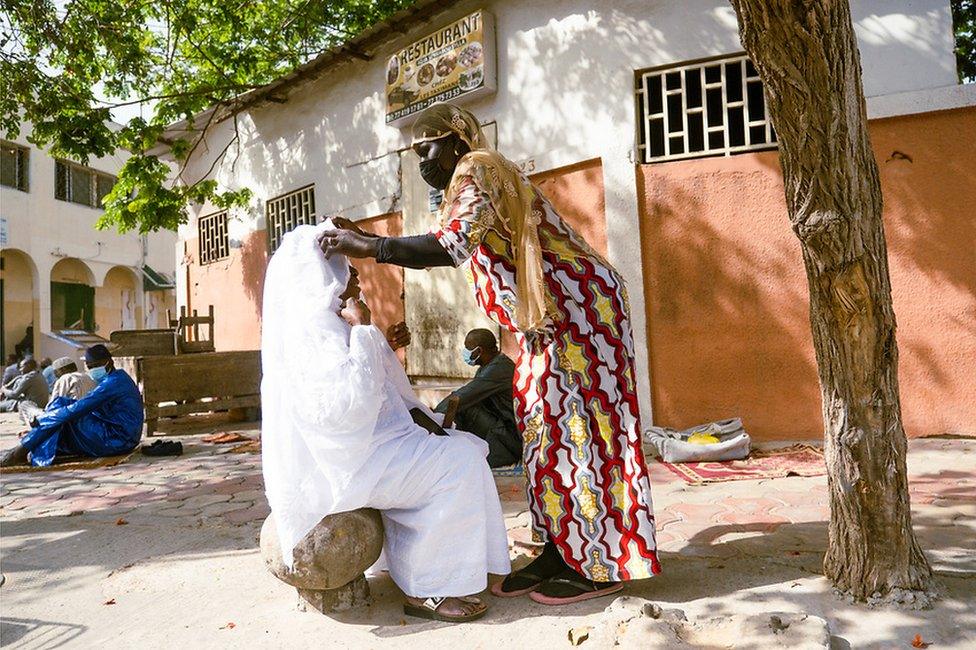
[1,413,973,649]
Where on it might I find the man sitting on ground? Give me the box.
[39,357,56,390]
[0,345,143,467]
[2,354,20,385]
[48,357,97,402]
[0,358,49,413]
[434,329,522,468]
[17,357,98,430]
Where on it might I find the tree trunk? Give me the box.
[728,0,932,600]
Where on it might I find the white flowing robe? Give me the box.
[261,223,510,597]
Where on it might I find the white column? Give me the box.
[35,258,54,337]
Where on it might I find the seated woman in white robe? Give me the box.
[261,221,511,623]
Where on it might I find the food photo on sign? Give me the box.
[385,10,495,125]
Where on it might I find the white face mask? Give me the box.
[88,366,109,382]
[462,346,481,366]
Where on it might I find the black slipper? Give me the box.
[528,568,622,605]
[491,541,565,597]
[141,440,183,457]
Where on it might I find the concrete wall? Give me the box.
[173,0,960,424]
[1,124,178,355]
[638,106,976,440]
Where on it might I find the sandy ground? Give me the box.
[1,413,973,649]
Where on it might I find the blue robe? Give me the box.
[21,369,144,467]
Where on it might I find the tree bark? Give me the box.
[728,0,932,600]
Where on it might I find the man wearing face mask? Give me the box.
[434,329,520,468]
[0,345,144,467]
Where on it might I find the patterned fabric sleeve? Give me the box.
[434,175,497,266]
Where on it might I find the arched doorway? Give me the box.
[98,266,140,334]
[50,258,96,332]
[1,248,38,356]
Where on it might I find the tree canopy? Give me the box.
[952,0,976,82]
[0,0,415,233]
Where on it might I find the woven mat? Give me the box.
[491,463,524,477]
[0,450,135,474]
[658,444,826,485]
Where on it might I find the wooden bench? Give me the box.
[116,350,261,436]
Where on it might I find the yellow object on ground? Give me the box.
[687,432,720,445]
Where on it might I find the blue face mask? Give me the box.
[461,346,481,366]
[88,366,109,382]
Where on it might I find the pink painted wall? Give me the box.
[185,228,269,351]
[638,106,976,440]
[184,213,405,353]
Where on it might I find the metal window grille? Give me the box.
[54,159,114,207]
[636,54,777,163]
[95,173,117,206]
[198,210,229,265]
[70,165,93,206]
[55,160,69,200]
[267,185,316,252]
[1,141,29,191]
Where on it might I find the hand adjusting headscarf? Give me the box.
[412,103,551,333]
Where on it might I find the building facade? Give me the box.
[162,0,975,440]
[1,126,177,360]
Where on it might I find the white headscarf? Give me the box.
[261,220,388,567]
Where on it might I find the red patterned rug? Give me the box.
[658,444,826,484]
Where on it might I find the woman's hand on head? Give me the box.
[340,299,372,327]
[317,229,379,259]
[332,217,376,237]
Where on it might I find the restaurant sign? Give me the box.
[385,10,496,125]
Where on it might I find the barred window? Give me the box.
[54,159,117,207]
[198,210,229,265]
[267,185,316,252]
[1,141,29,191]
[636,54,776,163]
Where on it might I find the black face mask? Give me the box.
[419,157,454,190]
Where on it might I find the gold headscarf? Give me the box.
[412,103,550,333]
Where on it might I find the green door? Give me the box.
[51,282,95,331]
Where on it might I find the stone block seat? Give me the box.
[260,508,384,613]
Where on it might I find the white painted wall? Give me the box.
[1,124,178,345]
[175,0,959,421]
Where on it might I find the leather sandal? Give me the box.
[403,597,487,623]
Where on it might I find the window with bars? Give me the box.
[636,54,777,163]
[54,159,117,207]
[267,185,316,252]
[198,210,230,265]
[1,141,29,191]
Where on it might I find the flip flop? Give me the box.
[490,570,548,598]
[403,597,487,623]
[528,572,623,606]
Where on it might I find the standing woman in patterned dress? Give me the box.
[319,102,660,605]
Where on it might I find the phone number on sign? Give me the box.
[386,86,473,123]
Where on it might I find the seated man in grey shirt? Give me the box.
[435,329,522,468]
[0,358,50,413]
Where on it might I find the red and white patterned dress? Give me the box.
[435,175,661,582]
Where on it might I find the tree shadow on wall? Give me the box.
[751,108,976,436]
[240,228,269,321]
[636,158,823,438]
